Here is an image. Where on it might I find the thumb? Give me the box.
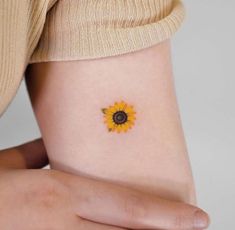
[67,173,210,230]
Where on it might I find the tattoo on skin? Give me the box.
[102,101,136,133]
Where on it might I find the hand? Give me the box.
[0,139,210,230]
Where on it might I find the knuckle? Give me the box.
[25,172,66,210]
[35,183,60,209]
[123,193,147,222]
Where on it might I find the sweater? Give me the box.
[0,0,185,117]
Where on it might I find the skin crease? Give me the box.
[25,40,196,209]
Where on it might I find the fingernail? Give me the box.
[194,210,210,229]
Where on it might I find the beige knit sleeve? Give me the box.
[0,0,185,117]
[0,0,57,117]
[29,0,185,63]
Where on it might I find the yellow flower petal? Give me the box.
[118,101,125,110]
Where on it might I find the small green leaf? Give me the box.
[101,108,107,114]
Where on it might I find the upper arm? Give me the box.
[25,40,196,204]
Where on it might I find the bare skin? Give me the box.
[25,40,196,205]
[0,139,210,230]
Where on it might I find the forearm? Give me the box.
[0,138,48,169]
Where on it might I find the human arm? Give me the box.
[26,40,196,204]
[0,138,48,169]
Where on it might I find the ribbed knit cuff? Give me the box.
[29,0,185,63]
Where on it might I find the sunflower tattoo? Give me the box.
[102,101,136,133]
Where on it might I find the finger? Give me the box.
[76,217,127,230]
[0,138,48,169]
[67,174,210,230]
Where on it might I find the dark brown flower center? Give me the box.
[113,111,128,124]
